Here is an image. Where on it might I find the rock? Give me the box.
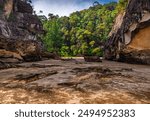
[0,49,22,59]
[0,58,20,63]
[41,52,61,60]
[16,0,33,14]
[105,0,150,64]
[84,56,102,62]
[15,71,58,81]
[0,49,23,64]
[0,0,44,63]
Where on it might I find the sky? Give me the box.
[31,0,118,17]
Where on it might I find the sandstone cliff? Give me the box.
[105,0,150,64]
[0,0,43,64]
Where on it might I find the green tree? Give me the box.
[42,18,62,53]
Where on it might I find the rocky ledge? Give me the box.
[0,59,150,103]
[105,0,150,64]
[0,0,44,66]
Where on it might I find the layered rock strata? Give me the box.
[105,0,150,64]
[0,0,43,64]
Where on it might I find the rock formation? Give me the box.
[0,0,43,64]
[105,0,150,64]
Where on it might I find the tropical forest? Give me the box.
[41,0,127,57]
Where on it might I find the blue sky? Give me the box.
[32,0,118,17]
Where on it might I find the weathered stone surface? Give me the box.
[0,49,22,65]
[84,56,102,62]
[41,52,61,60]
[105,0,150,64]
[0,0,44,63]
[16,0,33,14]
[0,49,22,59]
[0,59,150,103]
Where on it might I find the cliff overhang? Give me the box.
[105,0,150,64]
[0,0,44,64]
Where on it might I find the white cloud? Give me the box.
[32,0,93,17]
[31,0,118,17]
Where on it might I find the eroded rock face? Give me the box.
[0,0,44,63]
[105,0,150,64]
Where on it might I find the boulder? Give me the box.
[105,0,150,64]
[41,52,61,60]
[84,56,102,62]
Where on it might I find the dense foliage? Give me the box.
[41,1,127,57]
